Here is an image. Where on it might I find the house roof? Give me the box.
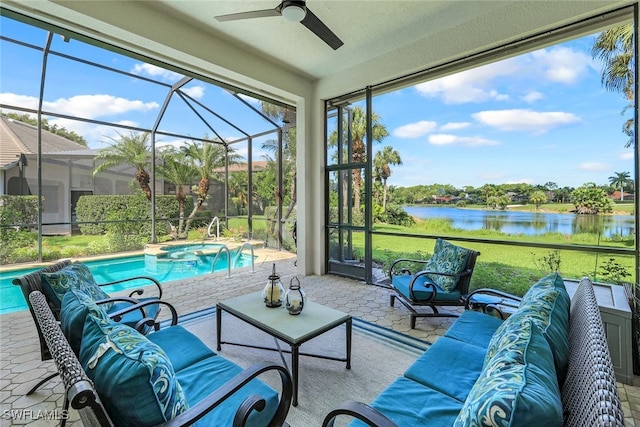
[0,116,94,169]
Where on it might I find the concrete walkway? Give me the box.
[1,248,638,426]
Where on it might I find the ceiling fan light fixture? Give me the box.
[282,3,306,22]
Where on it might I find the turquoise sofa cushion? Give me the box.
[392,274,462,302]
[424,238,471,292]
[352,377,462,427]
[443,310,503,348]
[80,313,188,427]
[60,287,111,355]
[517,272,570,381]
[404,336,487,402]
[176,355,280,427]
[455,318,562,427]
[41,262,113,311]
[147,325,217,373]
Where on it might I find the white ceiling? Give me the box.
[0,0,636,102]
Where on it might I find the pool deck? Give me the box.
[1,247,639,426]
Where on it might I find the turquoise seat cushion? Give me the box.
[443,310,503,348]
[176,356,279,427]
[392,274,462,302]
[423,238,471,292]
[455,318,562,427]
[41,262,113,311]
[147,326,216,373]
[350,377,462,427]
[517,272,570,382]
[404,337,487,402]
[79,313,188,427]
[60,287,113,355]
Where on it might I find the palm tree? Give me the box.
[180,138,242,228]
[608,171,631,201]
[93,131,152,200]
[592,24,635,147]
[329,106,389,211]
[157,147,197,238]
[260,103,298,220]
[228,171,249,214]
[374,146,402,210]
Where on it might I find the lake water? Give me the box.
[402,206,635,238]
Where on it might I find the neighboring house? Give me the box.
[0,117,161,234]
[610,191,635,201]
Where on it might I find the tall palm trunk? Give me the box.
[136,169,152,201]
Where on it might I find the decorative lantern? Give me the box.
[285,277,305,315]
[262,264,285,307]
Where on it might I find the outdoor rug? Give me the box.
[174,307,431,426]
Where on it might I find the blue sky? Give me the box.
[1,15,634,190]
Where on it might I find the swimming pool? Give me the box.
[0,245,254,315]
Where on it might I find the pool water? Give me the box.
[0,248,254,315]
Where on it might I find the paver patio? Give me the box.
[1,248,638,426]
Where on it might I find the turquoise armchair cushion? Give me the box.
[79,312,188,427]
[41,262,113,311]
[424,238,471,292]
[454,318,562,427]
[392,274,462,302]
[517,272,570,382]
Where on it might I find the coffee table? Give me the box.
[216,291,352,406]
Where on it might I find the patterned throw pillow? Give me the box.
[454,319,563,427]
[41,262,113,311]
[517,272,570,382]
[424,239,471,292]
[60,287,112,355]
[80,312,188,426]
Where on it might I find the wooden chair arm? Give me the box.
[99,276,163,299]
[322,401,399,427]
[158,362,293,427]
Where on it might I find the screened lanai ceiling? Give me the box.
[0,1,634,103]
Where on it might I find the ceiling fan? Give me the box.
[214,0,344,50]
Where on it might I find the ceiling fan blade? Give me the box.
[300,7,343,50]
[215,8,281,22]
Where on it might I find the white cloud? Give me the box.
[579,162,610,172]
[393,120,437,138]
[1,92,159,118]
[531,47,594,84]
[522,91,544,104]
[414,59,519,104]
[413,46,593,105]
[182,85,205,99]
[505,178,535,185]
[429,134,499,147]
[131,63,184,82]
[440,122,470,131]
[621,151,634,160]
[472,109,580,133]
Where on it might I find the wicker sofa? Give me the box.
[323,274,626,427]
[28,289,292,426]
